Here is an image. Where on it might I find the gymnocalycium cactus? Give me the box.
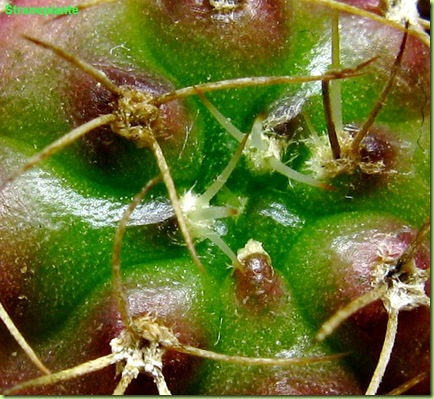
[0,0,430,395]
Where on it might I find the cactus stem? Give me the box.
[11,36,205,273]
[316,218,430,394]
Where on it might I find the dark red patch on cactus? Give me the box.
[0,217,38,333]
[321,220,430,393]
[154,0,291,60]
[358,129,396,170]
[0,275,208,395]
[234,251,285,313]
[258,366,364,395]
[64,65,192,169]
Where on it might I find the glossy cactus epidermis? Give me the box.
[0,0,430,395]
[283,211,430,393]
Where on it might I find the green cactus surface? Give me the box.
[0,0,430,395]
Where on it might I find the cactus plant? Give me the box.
[0,0,430,395]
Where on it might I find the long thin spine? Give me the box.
[23,35,377,116]
[112,175,162,335]
[301,0,429,47]
[149,137,206,273]
[3,354,116,395]
[267,157,333,190]
[330,10,343,135]
[191,206,239,221]
[395,218,430,273]
[365,308,399,395]
[351,22,409,152]
[3,339,345,395]
[250,114,267,151]
[203,230,239,266]
[154,62,373,106]
[198,133,249,204]
[170,343,346,366]
[322,80,341,159]
[0,302,50,375]
[321,10,343,160]
[194,90,244,142]
[23,36,123,96]
[302,111,320,141]
[316,285,387,341]
[386,371,429,395]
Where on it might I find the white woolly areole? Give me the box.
[237,239,269,263]
[180,189,213,234]
[384,0,420,25]
[109,327,171,395]
[304,131,353,179]
[304,128,391,180]
[180,189,201,214]
[209,0,238,11]
[244,133,285,173]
